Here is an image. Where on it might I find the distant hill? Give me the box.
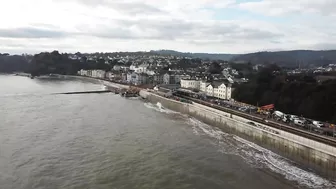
[150,50,238,61]
[231,50,336,67]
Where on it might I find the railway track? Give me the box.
[174,93,336,148]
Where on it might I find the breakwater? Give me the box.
[140,90,336,179]
[56,90,111,95]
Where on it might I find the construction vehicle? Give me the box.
[257,104,274,115]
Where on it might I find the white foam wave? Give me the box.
[188,118,336,189]
[143,102,177,114]
[188,118,229,140]
[101,85,108,90]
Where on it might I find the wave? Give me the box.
[144,102,177,114]
[101,85,108,90]
[144,102,336,188]
[188,117,336,189]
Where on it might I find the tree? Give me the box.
[0,55,29,73]
[208,62,222,74]
[233,67,336,123]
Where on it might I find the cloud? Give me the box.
[75,18,283,43]
[58,0,165,15]
[0,27,67,39]
[0,0,335,54]
[237,0,336,16]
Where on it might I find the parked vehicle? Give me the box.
[312,121,325,128]
[238,107,248,112]
[282,116,290,123]
[274,111,285,118]
[289,115,299,121]
[294,119,305,127]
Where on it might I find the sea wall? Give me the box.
[140,90,336,178]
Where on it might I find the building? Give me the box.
[213,82,228,99]
[137,73,149,85]
[127,72,137,84]
[163,73,190,84]
[200,81,210,92]
[206,84,214,97]
[113,64,122,71]
[202,80,232,100]
[126,72,149,85]
[180,79,200,90]
[174,74,190,84]
[106,71,122,81]
[121,73,127,82]
[121,66,130,72]
[78,69,88,76]
[153,74,164,84]
[106,71,114,80]
[134,63,149,73]
[91,70,106,79]
[163,73,174,84]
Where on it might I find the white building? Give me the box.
[78,69,88,76]
[206,84,214,97]
[200,81,210,92]
[180,79,200,90]
[130,65,137,71]
[91,70,106,79]
[134,63,149,73]
[213,83,228,99]
[202,81,232,100]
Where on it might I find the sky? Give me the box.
[0,0,335,54]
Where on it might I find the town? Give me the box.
[3,50,336,136]
[74,52,239,100]
[70,52,336,137]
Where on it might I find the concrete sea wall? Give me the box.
[140,90,336,178]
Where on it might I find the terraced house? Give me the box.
[181,79,232,100]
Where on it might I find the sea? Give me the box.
[0,74,335,189]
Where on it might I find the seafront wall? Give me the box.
[140,90,336,178]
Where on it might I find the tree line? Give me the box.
[233,65,336,123]
[0,54,30,73]
[29,51,118,76]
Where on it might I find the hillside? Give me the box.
[150,50,238,61]
[231,50,336,67]
[0,54,29,73]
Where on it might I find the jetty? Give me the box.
[56,90,111,95]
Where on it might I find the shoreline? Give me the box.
[55,75,131,89]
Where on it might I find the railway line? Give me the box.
[174,93,336,148]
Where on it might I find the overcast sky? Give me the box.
[0,0,335,54]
